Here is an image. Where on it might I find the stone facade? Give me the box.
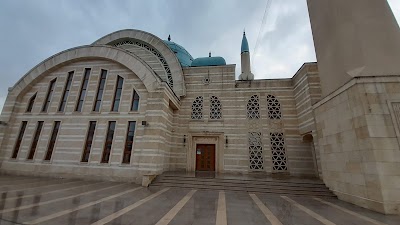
[0,30,320,185]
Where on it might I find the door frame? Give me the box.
[186,132,225,173]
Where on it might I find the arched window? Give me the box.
[267,95,282,119]
[249,132,264,170]
[247,95,260,119]
[191,96,203,119]
[270,132,288,171]
[210,96,222,119]
[131,89,140,111]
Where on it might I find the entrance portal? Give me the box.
[195,144,215,171]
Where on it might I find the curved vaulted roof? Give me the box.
[7,45,164,116]
[93,29,186,97]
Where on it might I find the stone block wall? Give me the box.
[0,59,175,183]
[314,76,400,214]
[292,63,322,177]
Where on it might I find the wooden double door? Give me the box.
[195,144,216,171]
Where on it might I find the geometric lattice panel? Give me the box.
[267,94,282,119]
[270,132,288,171]
[210,96,222,119]
[191,96,203,119]
[114,39,174,89]
[247,95,260,119]
[249,132,264,170]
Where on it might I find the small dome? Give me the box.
[163,40,194,67]
[191,56,227,67]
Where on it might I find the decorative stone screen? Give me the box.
[249,132,264,170]
[267,95,282,119]
[247,95,260,119]
[270,132,288,171]
[210,96,222,119]
[114,39,174,88]
[191,96,203,119]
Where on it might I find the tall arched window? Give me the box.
[267,95,282,119]
[191,96,203,119]
[210,96,222,119]
[247,95,260,119]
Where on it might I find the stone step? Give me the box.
[161,174,326,185]
[157,176,327,188]
[151,174,336,197]
[154,180,331,193]
[151,183,336,197]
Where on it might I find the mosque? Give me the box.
[0,0,400,215]
[0,29,320,180]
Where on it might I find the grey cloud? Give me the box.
[0,0,399,112]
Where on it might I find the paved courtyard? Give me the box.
[0,175,398,225]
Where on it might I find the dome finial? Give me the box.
[209,52,212,57]
[168,34,171,41]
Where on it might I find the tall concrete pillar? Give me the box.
[307,0,400,214]
[307,0,400,97]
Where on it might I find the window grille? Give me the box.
[270,132,288,171]
[210,96,222,119]
[249,132,264,170]
[247,95,260,119]
[191,96,203,120]
[267,95,282,119]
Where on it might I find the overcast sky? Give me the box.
[0,0,399,112]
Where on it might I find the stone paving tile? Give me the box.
[168,190,219,225]
[317,197,400,225]
[1,182,121,223]
[254,193,327,225]
[225,191,269,225]
[0,175,399,225]
[0,181,109,212]
[0,181,89,203]
[114,188,190,225]
[289,196,369,225]
[38,185,153,225]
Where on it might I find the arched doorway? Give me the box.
[303,133,319,178]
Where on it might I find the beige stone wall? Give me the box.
[292,63,322,177]
[166,64,319,177]
[314,76,400,214]
[0,59,175,183]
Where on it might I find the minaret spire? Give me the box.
[239,31,254,81]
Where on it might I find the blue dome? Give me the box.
[163,40,194,67]
[191,56,227,67]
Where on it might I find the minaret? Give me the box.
[239,31,254,81]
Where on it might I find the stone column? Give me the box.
[307,0,400,214]
[307,0,400,97]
